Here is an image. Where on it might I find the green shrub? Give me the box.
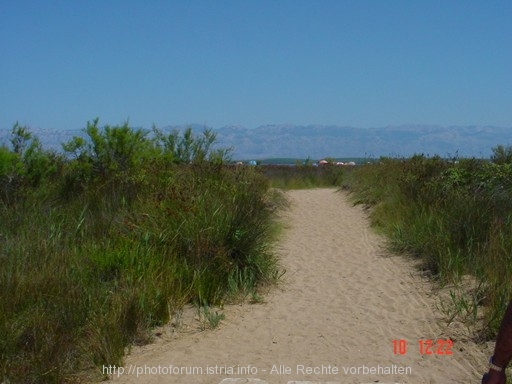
[0,123,59,204]
[263,163,345,189]
[491,144,512,165]
[0,121,281,383]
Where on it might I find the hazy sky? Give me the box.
[1,1,511,131]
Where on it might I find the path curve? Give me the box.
[110,189,489,383]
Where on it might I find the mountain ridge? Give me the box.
[1,124,511,160]
[210,124,512,159]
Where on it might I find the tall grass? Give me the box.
[343,154,512,338]
[0,122,282,383]
[262,163,346,189]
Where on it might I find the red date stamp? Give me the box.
[392,339,453,355]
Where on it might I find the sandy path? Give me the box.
[109,188,489,383]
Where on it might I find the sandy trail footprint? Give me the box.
[109,188,489,384]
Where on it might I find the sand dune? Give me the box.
[108,188,490,383]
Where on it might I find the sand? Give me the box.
[107,188,491,383]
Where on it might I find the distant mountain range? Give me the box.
[1,124,511,160]
[210,124,512,160]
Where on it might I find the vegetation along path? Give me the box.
[110,188,490,384]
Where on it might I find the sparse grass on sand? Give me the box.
[343,153,512,340]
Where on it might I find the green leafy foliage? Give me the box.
[262,163,345,189]
[491,144,512,165]
[0,123,60,204]
[0,120,280,383]
[152,126,232,165]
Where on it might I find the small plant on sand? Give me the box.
[249,291,265,304]
[436,285,484,330]
[197,306,225,330]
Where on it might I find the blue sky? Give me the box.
[1,1,511,131]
